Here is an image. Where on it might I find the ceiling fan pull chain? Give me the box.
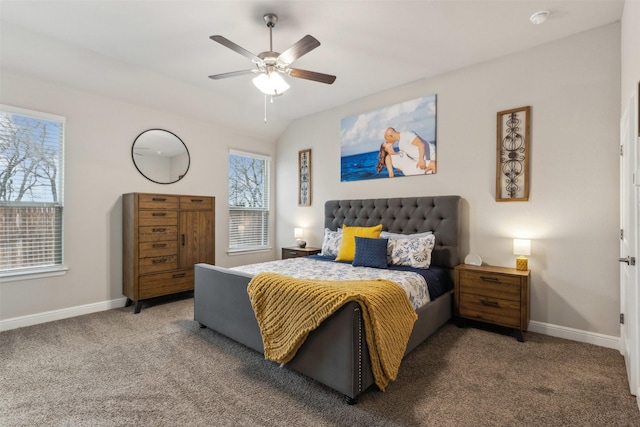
[263,92,267,123]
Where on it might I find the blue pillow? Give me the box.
[352,237,389,269]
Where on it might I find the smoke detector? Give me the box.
[530,11,550,25]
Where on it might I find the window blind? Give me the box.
[0,105,65,273]
[228,150,270,252]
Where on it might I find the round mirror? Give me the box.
[132,129,190,184]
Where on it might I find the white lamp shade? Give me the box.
[294,228,304,239]
[513,239,531,256]
[253,72,290,95]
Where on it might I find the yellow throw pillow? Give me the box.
[335,224,383,262]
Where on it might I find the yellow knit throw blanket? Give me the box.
[247,272,418,391]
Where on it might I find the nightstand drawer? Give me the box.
[281,247,321,259]
[459,270,521,302]
[459,293,521,328]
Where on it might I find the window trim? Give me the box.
[0,265,68,283]
[0,104,66,279]
[228,149,271,254]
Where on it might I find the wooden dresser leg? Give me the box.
[124,298,133,308]
[515,329,525,342]
[134,300,143,314]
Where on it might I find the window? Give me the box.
[0,105,65,276]
[228,150,270,253]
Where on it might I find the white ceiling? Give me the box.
[0,0,625,141]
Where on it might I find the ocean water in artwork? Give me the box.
[341,151,408,182]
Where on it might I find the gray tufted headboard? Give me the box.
[324,196,461,270]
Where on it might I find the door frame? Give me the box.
[620,83,640,401]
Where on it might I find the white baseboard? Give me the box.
[0,297,128,332]
[529,320,620,350]
[1,301,622,351]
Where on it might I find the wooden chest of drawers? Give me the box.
[454,264,530,341]
[123,193,215,313]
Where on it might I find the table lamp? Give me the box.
[513,239,531,271]
[294,227,306,248]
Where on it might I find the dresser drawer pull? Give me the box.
[182,234,186,246]
[152,228,167,232]
[152,243,167,248]
[172,273,186,279]
[152,212,167,217]
[190,199,203,203]
[152,198,167,202]
[287,251,298,256]
[480,276,499,282]
[480,299,499,307]
[152,258,167,264]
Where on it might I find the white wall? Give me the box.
[0,72,277,323]
[276,24,621,337]
[621,0,640,106]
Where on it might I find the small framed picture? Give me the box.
[496,106,531,202]
[298,149,311,206]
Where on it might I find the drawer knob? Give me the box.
[480,276,499,282]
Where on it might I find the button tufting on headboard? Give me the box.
[325,196,461,269]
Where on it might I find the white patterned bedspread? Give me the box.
[231,257,430,310]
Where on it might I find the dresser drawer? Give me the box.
[139,225,178,242]
[139,241,178,258]
[139,254,178,275]
[138,210,178,226]
[180,196,213,210]
[138,269,194,299]
[138,194,179,210]
[459,293,521,328]
[459,270,521,302]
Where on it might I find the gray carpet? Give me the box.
[1,295,639,426]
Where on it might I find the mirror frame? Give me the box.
[131,129,190,184]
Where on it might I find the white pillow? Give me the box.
[387,234,436,268]
[380,230,433,239]
[321,228,342,257]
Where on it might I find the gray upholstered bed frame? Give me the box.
[194,195,460,403]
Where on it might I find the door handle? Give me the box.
[619,256,637,266]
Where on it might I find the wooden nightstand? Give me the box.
[454,264,530,342]
[281,247,321,259]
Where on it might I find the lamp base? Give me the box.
[516,256,528,271]
[296,239,307,248]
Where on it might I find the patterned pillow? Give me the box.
[352,237,389,269]
[321,228,342,257]
[387,234,436,268]
[335,224,383,262]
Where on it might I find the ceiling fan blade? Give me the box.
[208,69,257,80]
[278,35,320,65]
[210,35,261,62]
[288,68,336,84]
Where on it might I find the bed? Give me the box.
[194,195,461,403]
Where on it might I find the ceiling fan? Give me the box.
[208,13,336,96]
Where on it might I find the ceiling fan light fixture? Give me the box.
[252,72,290,95]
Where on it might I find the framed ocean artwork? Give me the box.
[340,94,437,182]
